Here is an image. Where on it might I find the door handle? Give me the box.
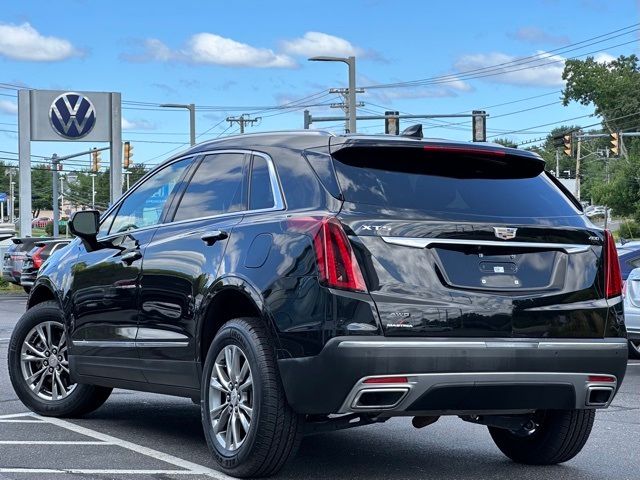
[121,250,142,265]
[201,230,228,246]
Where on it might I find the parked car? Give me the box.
[1,237,52,292]
[624,268,640,358]
[617,243,640,281]
[8,131,628,478]
[31,217,52,228]
[20,239,71,289]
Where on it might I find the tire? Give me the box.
[8,300,112,417]
[201,317,303,478]
[489,409,595,465]
[628,340,640,359]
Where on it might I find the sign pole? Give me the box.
[18,90,32,237]
[110,92,123,205]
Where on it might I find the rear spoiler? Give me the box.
[329,138,545,178]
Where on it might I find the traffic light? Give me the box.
[472,110,486,142]
[91,148,101,172]
[123,141,133,168]
[385,111,399,135]
[609,132,620,157]
[563,134,573,157]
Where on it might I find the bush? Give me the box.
[44,222,67,236]
[618,220,640,241]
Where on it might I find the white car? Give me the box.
[624,267,640,358]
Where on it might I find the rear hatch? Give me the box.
[329,140,608,338]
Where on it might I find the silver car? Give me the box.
[624,267,640,358]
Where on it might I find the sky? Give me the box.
[0,0,638,173]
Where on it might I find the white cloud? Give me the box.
[0,99,18,115]
[594,52,616,64]
[0,22,82,62]
[123,34,295,68]
[186,33,295,68]
[122,118,155,130]
[282,31,360,57]
[454,51,566,87]
[508,27,570,46]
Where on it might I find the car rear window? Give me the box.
[332,149,579,218]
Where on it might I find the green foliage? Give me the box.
[492,138,518,148]
[45,222,68,236]
[65,163,149,213]
[563,54,640,130]
[618,220,640,240]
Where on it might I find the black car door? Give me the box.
[137,151,249,388]
[69,156,194,382]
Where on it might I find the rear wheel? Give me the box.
[489,409,595,465]
[629,340,640,359]
[8,301,112,417]
[201,317,303,478]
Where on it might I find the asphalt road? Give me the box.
[0,295,639,480]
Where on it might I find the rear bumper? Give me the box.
[278,337,628,415]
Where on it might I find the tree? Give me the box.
[492,138,518,148]
[562,55,640,132]
[31,164,53,217]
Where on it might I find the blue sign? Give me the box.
[0,193,6,202]
[49,92,96,139]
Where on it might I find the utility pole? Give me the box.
[329,88,365,133]
[90,173,96,209]
[555,149,560,177]
[575,137,582,201]
[226,114,260,134]
[51,154,60,237]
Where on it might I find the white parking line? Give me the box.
[0,441,108,445]
[0,413,36,420]
[0,419,42,423]
[31,413,234,479]
[0,469,201,475]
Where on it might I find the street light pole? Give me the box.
[52,154,59,237]
[161,103,196,146]
[308,56,357,133]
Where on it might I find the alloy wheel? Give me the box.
[19,320,75,401]
[209,344,254,451]
[631,340,640,355]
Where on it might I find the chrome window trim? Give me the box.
[380,236,592,254]
[96,149,286,240]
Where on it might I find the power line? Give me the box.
[362,23,639,90]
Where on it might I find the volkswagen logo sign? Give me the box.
[49,92,96,139]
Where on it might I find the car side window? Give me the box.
[249,155,275,210]
[173,153,246,222]
[98,209,117,238]
[109,157,192,234]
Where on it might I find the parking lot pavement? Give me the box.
[1,296,639,480]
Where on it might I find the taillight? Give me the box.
[32,246,46,269]
[604,230,622,298]
[289,216,367,292]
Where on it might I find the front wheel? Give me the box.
[629,340,640,359]
[8,301,112,417]
[201,317,303,478]
[489,409,595,465]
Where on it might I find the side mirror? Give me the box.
[69,210,100,240]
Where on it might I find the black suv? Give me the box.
[8,131,628,477]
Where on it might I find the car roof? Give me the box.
[163,130,542,164]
